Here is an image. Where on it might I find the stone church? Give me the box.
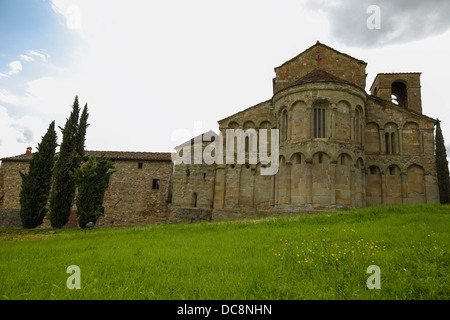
[170,41,440,221]
[0,41,440,227]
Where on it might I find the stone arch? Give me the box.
[365,122,380,153]
[356,157,364,169]
[336,153,352,206]
[312,152,331,206]
[291,101,307,140]
[243,121,257,155]
[279,107,289,142]
[406,164,426,204]
[386,164,402,205]
[355,157,365,208]
[366,165,382,206]
[243,120,256,129]
[402,121,420,155]
[259,120,272,129]
[239,163,254,207]
[355,105,364,145]
[259,120,272,153]
[334,100,352,141]
[384,122,399,155]
[276,155,289,205]
[254,163,274,210]
[312,100,330,139]
[228,121,239,129]
[391,81,408,107]
[355,104,365,117]
[224,164,239,209]
[290,152,307,205]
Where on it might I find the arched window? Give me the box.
[313,106,326,138]
[192,193,198,208]
[391,82,407,108]
[384,124,397,155]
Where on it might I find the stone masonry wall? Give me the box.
[273,42,367,93]
[0,158,173,228]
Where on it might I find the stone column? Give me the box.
[362,168,366,207]
[306,160,313,206]
[274,169,278,207]
[271,174,276,208]
[306,106,312,140]
[331,104,337,141]
[379,128,385,154]
[286,162,292,205]
[223,166,228,209]
[361,119,365,146]
[419,129,424,156]
[381,171,386,205]
[424,173,430,204]
[398,127,403,154]
[251,166,256,208]
[330,161,337,206]
[400,172,407,204]
[350,165,356,207]
[350,110,355,142]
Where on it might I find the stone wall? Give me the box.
[99,159,173,227]
[0,208,21,228]
[0,161,29,210]
[273,42,367,93]
[167,207,212,223]
[0,156,173,228]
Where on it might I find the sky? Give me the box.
[1,0,450,162]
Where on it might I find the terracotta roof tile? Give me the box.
[1,150,173,162]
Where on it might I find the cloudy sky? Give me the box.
[1,0,450,161]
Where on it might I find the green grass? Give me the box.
[0,204,449,300]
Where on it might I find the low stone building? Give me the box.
[0,41,442,228]
[0,151,173,227]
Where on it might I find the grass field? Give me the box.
[0,204,449,300]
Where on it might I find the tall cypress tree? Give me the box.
[74,155,115,229]
[48,96,89,228]
[435,120,450,204]
[19,121,57,228]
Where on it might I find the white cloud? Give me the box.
[7,61,22,75]
[28,50,48,62]
[20,55,34,62]
[0,77,79,118]
[0,89,20,105]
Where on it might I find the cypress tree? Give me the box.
[435,120,450,204]
[19,121,57,228]
[74,155,116,229]
[49,96,89,228]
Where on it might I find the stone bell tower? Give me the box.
[370,73,423,114]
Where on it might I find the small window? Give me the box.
[187,169,190,177]
[370,166,376,175]
[389,166,395,175]
[138,162,143,169]
[203,172,206,180]
[193,193,198,208]
[152,179,160,190]
[318,153,323,164]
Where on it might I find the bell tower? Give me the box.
[370,73,422,114]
